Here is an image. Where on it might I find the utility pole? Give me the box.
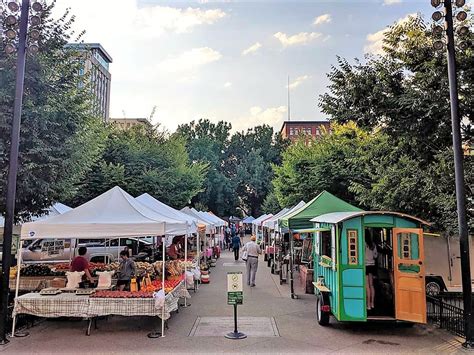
[432,0,473,347]
[0,0,31,344]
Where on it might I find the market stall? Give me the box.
[136,193,201,296]
[261,208,289,265]
[242,216,255,234]
[279,191,361,299]
[13,186,189,338]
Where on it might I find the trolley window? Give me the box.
[347,229,358,265]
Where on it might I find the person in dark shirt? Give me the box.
[70,246,94,283]
[232,235,242,261]
[117,250,136,290]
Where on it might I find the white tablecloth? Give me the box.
[14,281,189,321]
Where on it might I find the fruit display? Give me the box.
[90,290,154,298]
[104,262,120,272]
[166,260,182,277]
[135,262,154,276]
[178,260,195,269]
[52,262,106,272]
[20,264,64,277]
[150,279,182,293]
[153,261,163,275]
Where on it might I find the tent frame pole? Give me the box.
[11,240,22,337]
[183,230,190,307]
[161,233,166,338]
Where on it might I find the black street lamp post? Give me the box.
[431,0,473,348]
[0,0,42,344]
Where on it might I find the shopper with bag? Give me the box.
[243,235,261,287]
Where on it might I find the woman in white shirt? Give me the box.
[365,235,378,310]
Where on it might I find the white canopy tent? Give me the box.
[198,211,224,227]
[276,200,306,233]
[136,193,198,234]
[262,208,289,230]
[21,186,187,239]
[15,186,188,338]
[180,207,213,234]
[0,202,72,238]
[251,214,271,235]
[189,209,216,234]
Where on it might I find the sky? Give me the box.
[52,0,436,133]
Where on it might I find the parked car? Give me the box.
[20,237,153,264]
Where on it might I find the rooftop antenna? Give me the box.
[287,75,291,121]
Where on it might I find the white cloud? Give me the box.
[383,0,402,5]
[159,47,222,73]
[365,13,416,55]
[313,14,331,26]
[241,42,262,56]
[274,31,322,47]
[234,106,287,132]
[224,82,232,88]
[136,6,226,34]
[287,75,310,90]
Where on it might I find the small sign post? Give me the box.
[225,271,246,339]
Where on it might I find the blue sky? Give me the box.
[54,0,435,133]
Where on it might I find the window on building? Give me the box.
[289,127,295,135]
[294,128,299,135]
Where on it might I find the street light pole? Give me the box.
[0,0,31,344]
[442,0,473,347]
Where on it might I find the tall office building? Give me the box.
[66,43,113,121]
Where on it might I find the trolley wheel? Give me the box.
[316,293,330,326]
[425,280,442,296]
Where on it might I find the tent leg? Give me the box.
[161,238,166,338]
[182,233,190,307]
[12,242,28,338]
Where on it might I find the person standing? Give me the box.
[117,250,136,291]
[243,235,261,287]
[70,246,95,284]
[365,235,378,310]
[231,234,242,261]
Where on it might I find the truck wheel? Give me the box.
[316,293,330,326]
[426,280,442,296]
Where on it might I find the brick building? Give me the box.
[280,120,331,143]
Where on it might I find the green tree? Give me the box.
[261,191,281,215]
[318,13,473,233]
[0,4,106,221]
[69,125,206,209]
[175,119,237,216]
[227,125,289,216]
[319,14,473,160]
[273,122,375,208]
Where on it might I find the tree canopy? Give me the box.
[0,4,107,221]
[67,125,207,210]
[176,119,288,217]
[273,13,472,233]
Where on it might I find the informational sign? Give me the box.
[227,272,243,305]
[41,240,65,258]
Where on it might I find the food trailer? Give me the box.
[310,211,429,325]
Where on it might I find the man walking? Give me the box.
[231,233,242,261]
[243,235,261,287]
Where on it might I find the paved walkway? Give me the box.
[2,244,464,354]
